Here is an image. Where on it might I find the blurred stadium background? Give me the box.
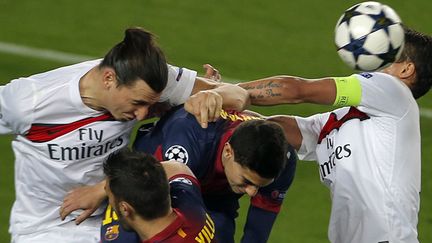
[0,0,431,242]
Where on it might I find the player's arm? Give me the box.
[59,157,198,224]
[266,115,302,150]
[242,146,297,243]
[238,75,359,106]
[161,160,196,179]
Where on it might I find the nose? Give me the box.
[134,106,149,121]
[244,185,259,197]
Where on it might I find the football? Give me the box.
[335,1,405,71]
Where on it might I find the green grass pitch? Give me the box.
[0,1,431,242]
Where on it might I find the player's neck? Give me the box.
[135,208,178,241]
[79,66,106,111]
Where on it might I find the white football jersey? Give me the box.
[296,72,420,243]
[0,59,196,235]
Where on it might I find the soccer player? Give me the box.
[237,27,432,243]
[0,27,247,242]
[103,149,217,243]
[100,107,296,243]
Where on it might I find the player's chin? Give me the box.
[115,117,131,122]
[114,114,135,121]
[231,187,246,195]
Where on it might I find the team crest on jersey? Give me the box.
[104,225,120,241]
[165,145,189,164]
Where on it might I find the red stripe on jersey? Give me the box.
[142,208,186,243]
[318,106,370,144]
[200,122,236,193]
[26,113,114,143]
[154,145,164,161]
[251,193,282,213]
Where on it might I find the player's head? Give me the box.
[99,27,168,121]
[382,27,432,99]
[222,119,288,197]
[103,148,170,230]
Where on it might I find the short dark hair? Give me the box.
[100,27,168,93]
[103,148,170,220]
[398,27,432,99]
[229,120,288,179]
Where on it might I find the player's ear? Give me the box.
[119,201,134,217]
[399,61,416,88]
[102,68,117,89]
[400,61,415,78]
[223,142,233,158]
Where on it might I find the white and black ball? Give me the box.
[335,1,404,71]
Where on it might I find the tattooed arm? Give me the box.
[238,76,336,106]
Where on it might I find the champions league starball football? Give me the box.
[335,1,405,71]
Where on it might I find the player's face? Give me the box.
[105,79,161,121]
[223,153,274,197]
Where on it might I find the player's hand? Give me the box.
[184,89,223,129]
[60,182,106,225]
[203,64,221,82]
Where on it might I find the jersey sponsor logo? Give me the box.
[170,177,193,185]
[319,141,352,181]
[317,107,364,183]
[165,145,189,164]
[318,106,369,144]
[47,134,125,161]
[359,72,373,79]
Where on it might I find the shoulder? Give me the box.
[160,64,197,105]
[159,107,209,136]
[355,72,410,95]
[29,59,100,81]
[0,78,37,133]
[354,72,415,117]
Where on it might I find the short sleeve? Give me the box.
[355,72,414,118]
[0,79,35,134]
[295,112,330,161]
[159,64,197,106]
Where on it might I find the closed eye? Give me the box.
[132,100,151,106]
